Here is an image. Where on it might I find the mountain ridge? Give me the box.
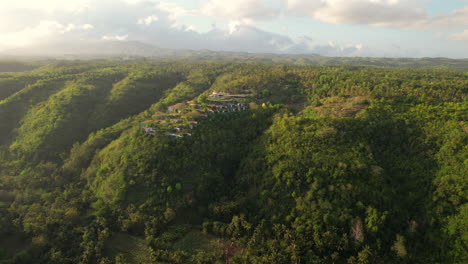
[2,41,468,72]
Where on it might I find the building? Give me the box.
[209,91,227,99]
[143,127,156,135]
[167,102,186,113]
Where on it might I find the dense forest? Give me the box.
[0,59,466,264]
[2,53,468,71]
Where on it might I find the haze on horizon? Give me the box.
[0,0,467,58]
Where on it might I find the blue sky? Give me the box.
[0,0,467,57]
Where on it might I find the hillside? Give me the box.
[0,61,37,73]
[0,61,466,264]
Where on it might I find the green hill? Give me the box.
[0,61,466,264]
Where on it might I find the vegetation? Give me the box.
[0,61,37,73]
[0,60,466,264]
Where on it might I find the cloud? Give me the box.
[287,0,427,27]
[156,2,194,20]
[0,0,91,13]
[309,42,365,56]
[449,29,468,41]
[286,0,468,30]
[0,0,370,56]
[0,20,93,48]
[202,0,281,25]
[137,15,159,25]
[82,24,94,30]
[419,6,468,30]
[102,34,129,41]
[195,25,366,56]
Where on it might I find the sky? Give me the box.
[0,0,467,57]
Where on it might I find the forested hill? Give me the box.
[2,41,468,71]
[0,61,37,73]
[0,61,466,264]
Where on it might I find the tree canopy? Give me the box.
[0,60,466,264]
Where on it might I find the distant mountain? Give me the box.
[2,40,163,57]
[0,40,313,58]
[1,40,467,71]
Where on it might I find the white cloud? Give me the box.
[449,29,468,41]
[82,24,94,30]
[2,0,463,57]
[148,2,201,32]
[197,24,365,56]
[0,0,373,56]
[419,6,468,30]
[287,0,427,27]
[309,41,365,56]
[0,0,91,13]
[0,20,93,48]
[137,15,159,25]
[102,34,129,41]
[228,20,243,34]
[286,0,468,30]
[202,0,281,24]
[156,2,194,20]
[123,0,149,4]
[186,25,196,32]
